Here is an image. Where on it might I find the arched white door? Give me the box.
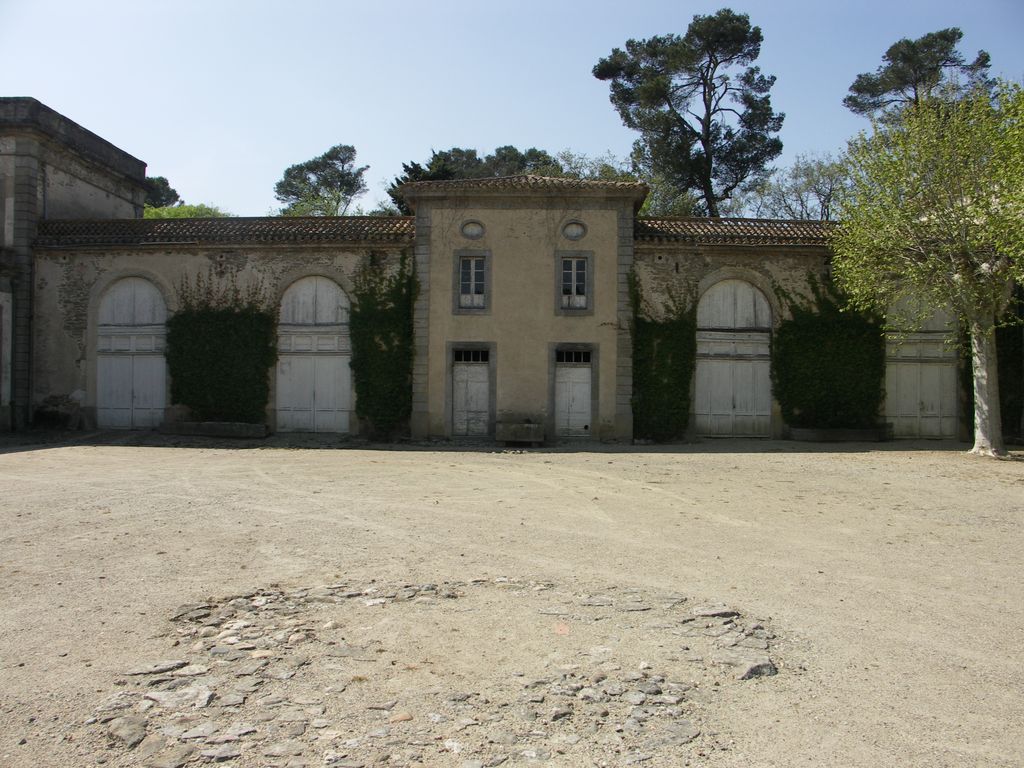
[96,277,167,428]
[693,279,772,436]
[276,276,353,433]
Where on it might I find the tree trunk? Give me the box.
[969,320,1006,456]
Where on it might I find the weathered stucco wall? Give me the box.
[633,241,829,438]
[633,242,829,324]
[43,152,142,220]
[2,97,147,429]
[32,243,404,424]
[417,198,632,441]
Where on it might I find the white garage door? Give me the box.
[96,277,167,429]
[452,350,490,436]
[885,309,958,438]
[276,276,352,433]
[555,350,592,438]
[693,279,772,436]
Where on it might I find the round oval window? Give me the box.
[562,221,586,240]
[461,221,485,239]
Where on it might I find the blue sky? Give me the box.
[2,0,1021,215]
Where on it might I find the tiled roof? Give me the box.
[635,217,831,246]
[35,216,415,247]
[400,174,649,195]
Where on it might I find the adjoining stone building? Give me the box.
[1,97,146,430]
[5,99,964,441]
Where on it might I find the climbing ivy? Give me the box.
[350,252,417,440]
[165,271,277,424]
[630,273,697,442]
[771,275,885,429]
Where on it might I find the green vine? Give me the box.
[630,272,697,441]
[350,251,417,440]
[165,270,277,424]
[771,274,885,429]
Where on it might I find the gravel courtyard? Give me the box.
[0,434,1021,767]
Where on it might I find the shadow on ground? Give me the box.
[0,428,1012,458]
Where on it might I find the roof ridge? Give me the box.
[634,217,830,246]
[35,216,416,247]
[400,174,648,191]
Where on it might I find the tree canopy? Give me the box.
[593,8,784,217]
[531,149,637,183]
[386,146,558,214]
[844,28,992,117]
[745,153,847,221]
[144,203,232,219]
[831,84,1023,456]
[275,144,368,216]
[143,176,180,208]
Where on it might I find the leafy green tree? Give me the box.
[746,153,847,220]
[637,174,700,217]
[143,176,180,208]
[844,28,991,117]
[831,85,1024,457]
[533,149,644,183]
[593,8,784,217]
[144,203,232,219]
[386,146,558,213]
[275,144,368,216]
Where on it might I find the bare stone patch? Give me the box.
[89,578,782,766]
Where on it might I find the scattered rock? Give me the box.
[125,660,188,676]
[738,657,778,680]
[148,743,196,768]
[92,578,784,767]
[180,721,218,739]
[693,604,739,618]
[107,715,147,748]
[200,743,241,761]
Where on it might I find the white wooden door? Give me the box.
[276,277,352,433]
[96,278,167,429]
[452,362,489,436]
[555,365,591,437]
[884,306,958,438]
[885,333,958,438]
[693,280,771,436]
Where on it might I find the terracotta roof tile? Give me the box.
[35,216,415,247]
[635,217,831,246]
[400,174,648,195]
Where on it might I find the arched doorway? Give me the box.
[96,277,167,428]
[276,276,353,433]
[693,279,772,436]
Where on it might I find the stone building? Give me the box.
[4,99,964,441]
[1,98,146,429]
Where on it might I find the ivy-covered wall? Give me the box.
[165,273,277,423]
[350,253,417,440]
[771,277,885,430]
[32,242,408,421]
[629,274,696,441]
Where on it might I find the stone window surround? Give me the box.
[452,248,491,315]
[554,250,594,317]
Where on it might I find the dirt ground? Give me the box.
[0,432,1021,767]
